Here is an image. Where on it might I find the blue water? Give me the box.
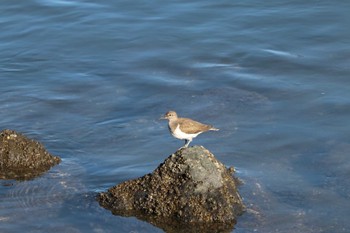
[1,0,350,232]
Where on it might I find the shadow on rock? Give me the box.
[98,146,245,232]
[0,129,61,180]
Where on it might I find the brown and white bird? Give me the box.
[161,111,219,148]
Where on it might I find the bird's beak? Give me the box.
[159,115,166,120]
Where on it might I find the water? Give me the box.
[1,0,350,232]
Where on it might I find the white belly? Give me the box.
[171,124,200,140]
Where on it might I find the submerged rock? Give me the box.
[0,129,61,180]
[98,146,245,232]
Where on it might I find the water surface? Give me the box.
[1,0,350,232]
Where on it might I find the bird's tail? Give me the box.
[209,126,219,131]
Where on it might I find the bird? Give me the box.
[160,111,219,148]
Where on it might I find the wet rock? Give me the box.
[98,146,245,232]
[0,129,61,180]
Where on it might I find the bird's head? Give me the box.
[160,111,178,120]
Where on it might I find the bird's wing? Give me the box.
[178,118,211,134]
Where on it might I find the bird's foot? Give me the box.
[178,145,188,150]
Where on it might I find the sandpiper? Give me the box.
[161,111,219,148]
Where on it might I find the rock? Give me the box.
[0,129,61,180]
[98,146,245,232]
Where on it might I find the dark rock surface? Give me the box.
[0,129,61,180]
[98,146,245,232]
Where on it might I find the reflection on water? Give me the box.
[1,0,350,232]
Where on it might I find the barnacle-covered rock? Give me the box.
[98,146,245,232]
[0,129,61,180]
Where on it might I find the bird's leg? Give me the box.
[184,139,191,148]
[178,139,192,150]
